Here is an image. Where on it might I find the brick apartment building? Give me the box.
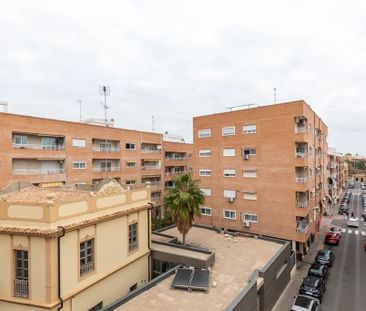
[327,148,348,204]
[0,113,192,215]
[193,100,328,257]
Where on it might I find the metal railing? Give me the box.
[142,165,161,170]
[296,201,309,208]
[92,166,120,172]
[141,148,160,153]
[296,177,308,183]
[295,127,307,134]
[142,181,160,186]
[13,168,65,175]
[295,152,308,158]
[13,143,65,151]
[14,279,29,298]
[296,224,310,234]
[165,157,187,161]
[80,262,94,277]
[165,170,186,175]
[92,146,120,152]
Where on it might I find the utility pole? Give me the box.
[99,86,111,180]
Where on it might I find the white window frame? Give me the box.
[200,188,212,196]
[243,124,256,134]
[243,168,257,178]
[243,148,257,156]
[126,180,136,185]
[72,138,86,148]
[14,135,28,146]
[223,189,236,198]
[199,169,212,176]
[244,213,258,223]
[223,148,235,157]
[72,161,87,169]
[125,143,136,150]
[126,161,136,168]
[199,149,212,157]
[198,129,211,138]
[223,169,236,177]
[243,191,257,200]
[223,210,237,220]
[200,207,212,216]
[222,126,235,136]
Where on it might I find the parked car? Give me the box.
[299,276,326,301]
[308,262,329,281]
[347,217,359,228]
[325,232,340,245]
[315,249,335,267]
[291,294,321,311]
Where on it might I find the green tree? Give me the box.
[164,174,205,244]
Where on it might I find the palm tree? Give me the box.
[164,174,205,244]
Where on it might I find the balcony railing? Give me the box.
[142,165,161,170]
[142,181,160,186]
[165,157,187,161]
[165,170,185,175]
[295,127,307,134]
[296,152,308,158]
[141,148,160,153]
[13,168,65,175]
[296,224,310,234]
[14,279,29,298]
[92,146,120,152]
[92,166,120,172]
[296,177,308,183]
[13,143,65,150]
[80,262,94,277]
[296,201,309,208]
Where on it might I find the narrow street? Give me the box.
[273,182,366,311]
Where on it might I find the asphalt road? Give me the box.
[321,182,366,311]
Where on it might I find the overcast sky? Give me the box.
[0,0,365,154]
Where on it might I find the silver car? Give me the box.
[291,294,321,311]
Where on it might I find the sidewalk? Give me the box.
[271,216,331,311]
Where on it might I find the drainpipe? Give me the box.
[148,203,153,281]
[57,226,66,311]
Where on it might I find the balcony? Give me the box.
[92,159,120,172]
[296,223,310,234]
[296,177,308,183]
[92,166,120,172]
[296,200,309,208]
[141,143,161,153]
[13,133,65,151]
[14,279,29,298]
[294,117,308,134]
[13,143,65,151]
[295,143,308,159]
[296,216,310,234]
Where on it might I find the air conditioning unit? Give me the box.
[228,197,235,203]
[243,221,250,227]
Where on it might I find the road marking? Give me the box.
[362,231,366,236]
[341,229,346,233]
[355,230,359,235]
[348,229,352,234]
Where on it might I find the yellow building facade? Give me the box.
[0,181,151,311]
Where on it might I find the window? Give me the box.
[126,161,136,168]
[198,129,211,138]
[73,161,87,169]
[125,143,136,150]
[223,210,236,220]
[72,138,86,148]
[88,302,103,311]
[222,126,235,136]
[199,149,211,157]
[99,142,112,152]
[14,250,29,298]
[223,169,236,177]
[243,124,256,134]
[80,239,94,277]
[188,166,193,172]
[100,161,112,171]
[14,135,28,146]
[200,207,212,216]
[129,223,138,252]
[223,148,235,157]
[42,137,63,150]
[243,148,256,156]
[200,188,212,196]
[223,189,236,198]
[199,169,211,176]
[244,213,258,223]
[126,180,136,185]
[243,191,257,200]
[243,168,257,178]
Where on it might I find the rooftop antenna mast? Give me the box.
[99,85,111,180]
[274,87,277,104]
[76,99,82,122]
[152,116,155,132]
[226,104,255,112]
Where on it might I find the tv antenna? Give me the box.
[226,104,255,111]
[152,116,155,132]
[76,99,82,122]
[274,87,277,104]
